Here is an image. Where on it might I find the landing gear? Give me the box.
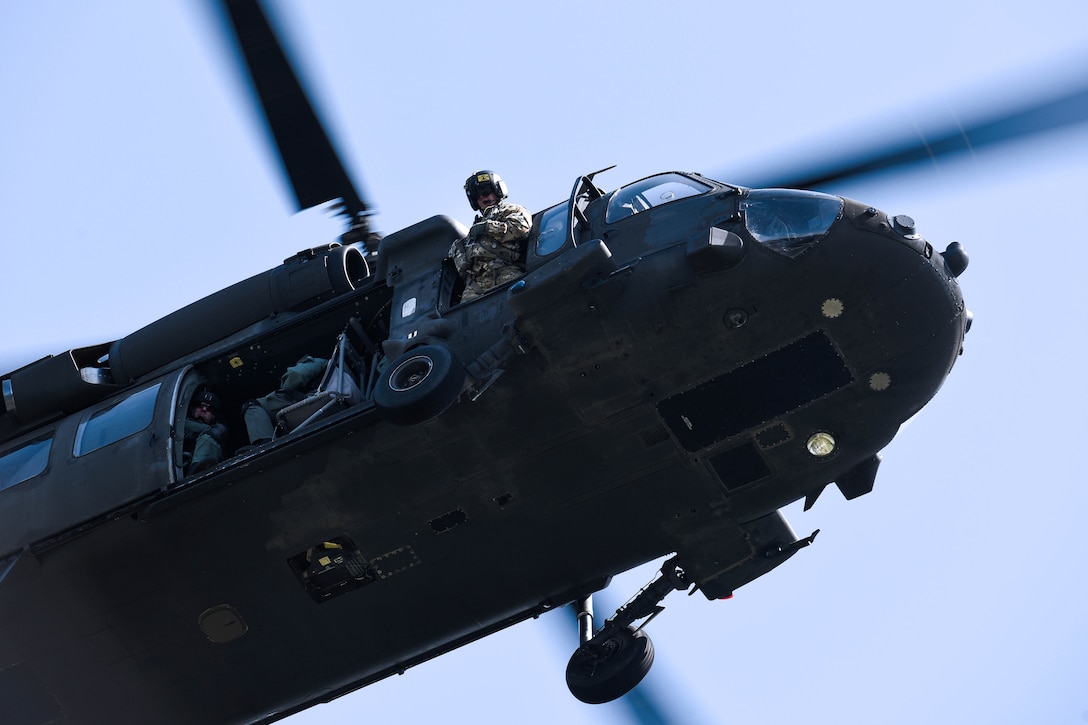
[566,623,655,704]
[564,558,690,704]
[373,344,465,424]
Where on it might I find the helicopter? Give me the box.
[8,0,1088,718]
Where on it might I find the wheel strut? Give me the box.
[604,556,689,633]
[565,557,690,704]
[574,595,594,646]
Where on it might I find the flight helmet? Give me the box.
[464,170,509,211]
[193,389,220,412]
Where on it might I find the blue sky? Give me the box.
[2,2,1088,723]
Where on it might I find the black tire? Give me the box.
[374,344,465,425]
[565,626,655,705]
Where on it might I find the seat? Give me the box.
[275,329,366,435]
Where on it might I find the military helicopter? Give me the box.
[1,2,1083,723]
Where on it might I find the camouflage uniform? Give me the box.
[449,201,532,301]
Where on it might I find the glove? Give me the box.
[468,221,489,241]
[470,219,508,240]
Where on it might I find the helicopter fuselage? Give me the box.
[0,171,967,724]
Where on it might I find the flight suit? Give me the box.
[449,201,532,301]
[243,356,329,443]
[184,417,228,473]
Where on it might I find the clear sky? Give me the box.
[2,2,1088,724]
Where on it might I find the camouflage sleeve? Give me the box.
[497,203,532,242]
[482,203,532,243]
[449,238,468,272]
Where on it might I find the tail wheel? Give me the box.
[374,344,465,425]
[565,626,655,704]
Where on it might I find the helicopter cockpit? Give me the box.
[739,189,843,258]
[531,171,717,266]
[605,172,713,222]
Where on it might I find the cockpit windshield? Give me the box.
[741,189,843,258]
[606,173,712,223]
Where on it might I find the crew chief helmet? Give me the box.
[464,170,509,211]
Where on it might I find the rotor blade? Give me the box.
[618,685,672,725]
[215,0,369,221]
[741,80,1088,190]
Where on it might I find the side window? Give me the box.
[0,436,53,492]
[74,384,161,457]
[536,201,570,257]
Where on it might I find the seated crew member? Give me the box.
[448,170,532,301]
[241,355,328,445]
[185,389,229,474]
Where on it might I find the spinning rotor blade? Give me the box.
[742,80,1088,190]
[216,0,370,224]
[620,687,671,725]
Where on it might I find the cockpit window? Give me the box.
[74,384,160,457]
[741,189,843,258]
[606,173,712,223]
[0,436,52,492]
[536,201,570,256]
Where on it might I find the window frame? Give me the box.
[73,383,162,457]
[605,173,713,223]
[0,434,54,493]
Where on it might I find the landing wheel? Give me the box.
[565,626,654,704]
[374,344,465,424]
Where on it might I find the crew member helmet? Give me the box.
[464,170,509,211]
[193,389,220,412]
